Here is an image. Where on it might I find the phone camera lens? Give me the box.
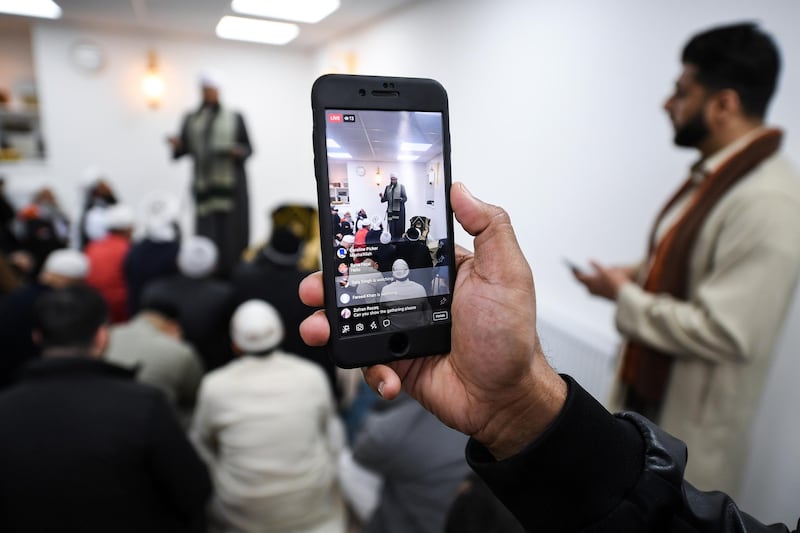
[382,82,388,88]
[358,88,366,96]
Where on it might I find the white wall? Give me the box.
[3,22,319,243]
[314,0,800,525]
[1,0,798,524]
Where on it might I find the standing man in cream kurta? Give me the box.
[168,71,253,279]
[574,23,800,495]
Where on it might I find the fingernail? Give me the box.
[459,182,473,198]
[377,381,385,398]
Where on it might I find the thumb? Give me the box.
[451,182,501,237]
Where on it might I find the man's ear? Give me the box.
[709,88,743,121]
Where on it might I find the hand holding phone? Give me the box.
[311,74,456,368]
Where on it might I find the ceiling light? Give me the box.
[328,152,352,159]
[216,16,299,46]
[327,139,341,149]
[400,142,432,152]
[231,0,340,24]
[397,154,419,161]
[0,0,61,19]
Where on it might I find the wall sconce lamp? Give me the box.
[142,50,165,109]
[428,166,435,185]
[375,166,382,186]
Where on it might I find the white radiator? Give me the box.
[537,313,619,406]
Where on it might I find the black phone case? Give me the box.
[311,74,455,368]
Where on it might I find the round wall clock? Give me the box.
[70,41,105,75]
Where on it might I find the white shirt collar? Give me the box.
[692,127,767,183]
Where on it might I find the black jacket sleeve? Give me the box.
[467,375,797,533]
[145,393,212,531]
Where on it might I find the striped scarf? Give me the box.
[187,106,237,215]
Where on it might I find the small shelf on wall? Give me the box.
[0,108,45,163]
[328,176,349,205]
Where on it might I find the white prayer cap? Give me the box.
[104,204,135,230]
[231,300,284,353]
[139,191,179,242]
[178,236,217,278]
[199,69,224,89]
[392,258,410,281]
[42,249,89,279]
[341,234,355,245]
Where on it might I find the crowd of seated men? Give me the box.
[0,179,520,532]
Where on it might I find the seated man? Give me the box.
[191,299,346,533]
[106,299,204,425]
[0,285,211,533]
[142,236,235,371]
[0,248,89,389]
[340,393,470,533]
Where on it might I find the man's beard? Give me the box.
[673,108,710,148]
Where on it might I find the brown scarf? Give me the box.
[619,128,783,403]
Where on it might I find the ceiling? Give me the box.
[326,110,442,163]
[0,0,422,50]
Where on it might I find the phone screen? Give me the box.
[322,108,452,340]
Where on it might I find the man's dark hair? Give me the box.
[682,22,780,119]
[34,285,108,350]
[140,298,181,322]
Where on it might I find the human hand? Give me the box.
[166,136,181,150]
[230,145,247,159]
[299,182,567,460]
[573,261,634,300]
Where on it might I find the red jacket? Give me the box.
[85,233,131,323]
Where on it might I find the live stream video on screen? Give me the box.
[325,109,451,335]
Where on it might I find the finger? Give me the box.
[362,364,402,400]
[299,309,330,346]
[589,260,604,273]
[298,271,324,307]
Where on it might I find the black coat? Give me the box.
[0,357,211,533]
[467,375,799,533]
[123,238,180,315]
[0,282,48,389]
